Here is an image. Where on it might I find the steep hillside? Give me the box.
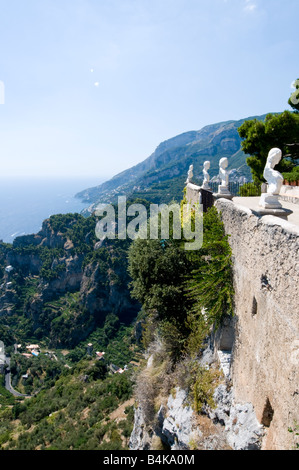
[76,114,268,206]
[0,213,139,350]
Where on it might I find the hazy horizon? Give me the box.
[0,176,108,243]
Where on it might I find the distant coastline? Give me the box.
[0,177,106,243]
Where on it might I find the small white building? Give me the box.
[96,351,105,360]
[5,266,14,274]
[26,344,40,351]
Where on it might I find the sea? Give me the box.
[0,177,106,243]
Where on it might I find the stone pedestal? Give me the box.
[258,193,293,220]
[259,193,282,209]
[213,185,233,201]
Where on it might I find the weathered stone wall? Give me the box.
[279,184,299,205]
[186,183,201,206]
[215,198,299,450]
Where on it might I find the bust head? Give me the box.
[267,148,282,168]
[219,157,228,169]
[203,161,210,170]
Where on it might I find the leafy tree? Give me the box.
[128,206,234,359]
[238,111,299,183]
[0,324,15,346]
[186,207,234,330]
[88,361,107,381]
[128,238,192,326]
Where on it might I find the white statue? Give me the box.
[219,157,229,187]
[186,164,194,184]
[264,148,284,194]
[259,148,284,209]
[202,161,211,190]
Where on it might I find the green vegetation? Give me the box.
[67,318,139,368]
[0,377,15,406]
[238,83,299,183]
[0,188,234,449]
[0,208,144,450]
[128,206,234,357]
[128,206,233,422]
[0,324,15,348]
[0,357,135,450]
[238,182,261,197]
[0,209,138,349]
[187,207,234,331]
[128,238,193,324]
[288,422,299,449]
[238,111,299,183]
[283,166,299,183]
[9,353,65,396]
[129,176,187,205]
[2,89,298,449]
[190,363,221,413]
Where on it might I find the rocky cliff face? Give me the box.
[129,342,264,451]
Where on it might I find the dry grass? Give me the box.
[109,398,135,423]
[190,414,232,450]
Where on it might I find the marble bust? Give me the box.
[219,157,229,188]
[263,148,284,195]
[259,148,283,209]
[215,157,232,198]
[202,161,211,190]
[186,164,194,184]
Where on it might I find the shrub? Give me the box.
[283,166,299,183]
[186,207,234,329]
[239,182,261,197]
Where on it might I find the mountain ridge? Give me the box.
[76,113,271,206]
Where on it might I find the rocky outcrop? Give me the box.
[12,219,67,250]
[129,390,198,451]
[6,251,43,276]
[159,389,194,450]
[129,339,264,451]
[129,381,263,451]
[80,259,139,324]
[41,254,84,301]
[207,385,264,450]
[129,405,152,450]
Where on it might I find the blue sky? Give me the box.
[0,0,297,179]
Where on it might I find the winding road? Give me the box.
[4,355,30,398]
